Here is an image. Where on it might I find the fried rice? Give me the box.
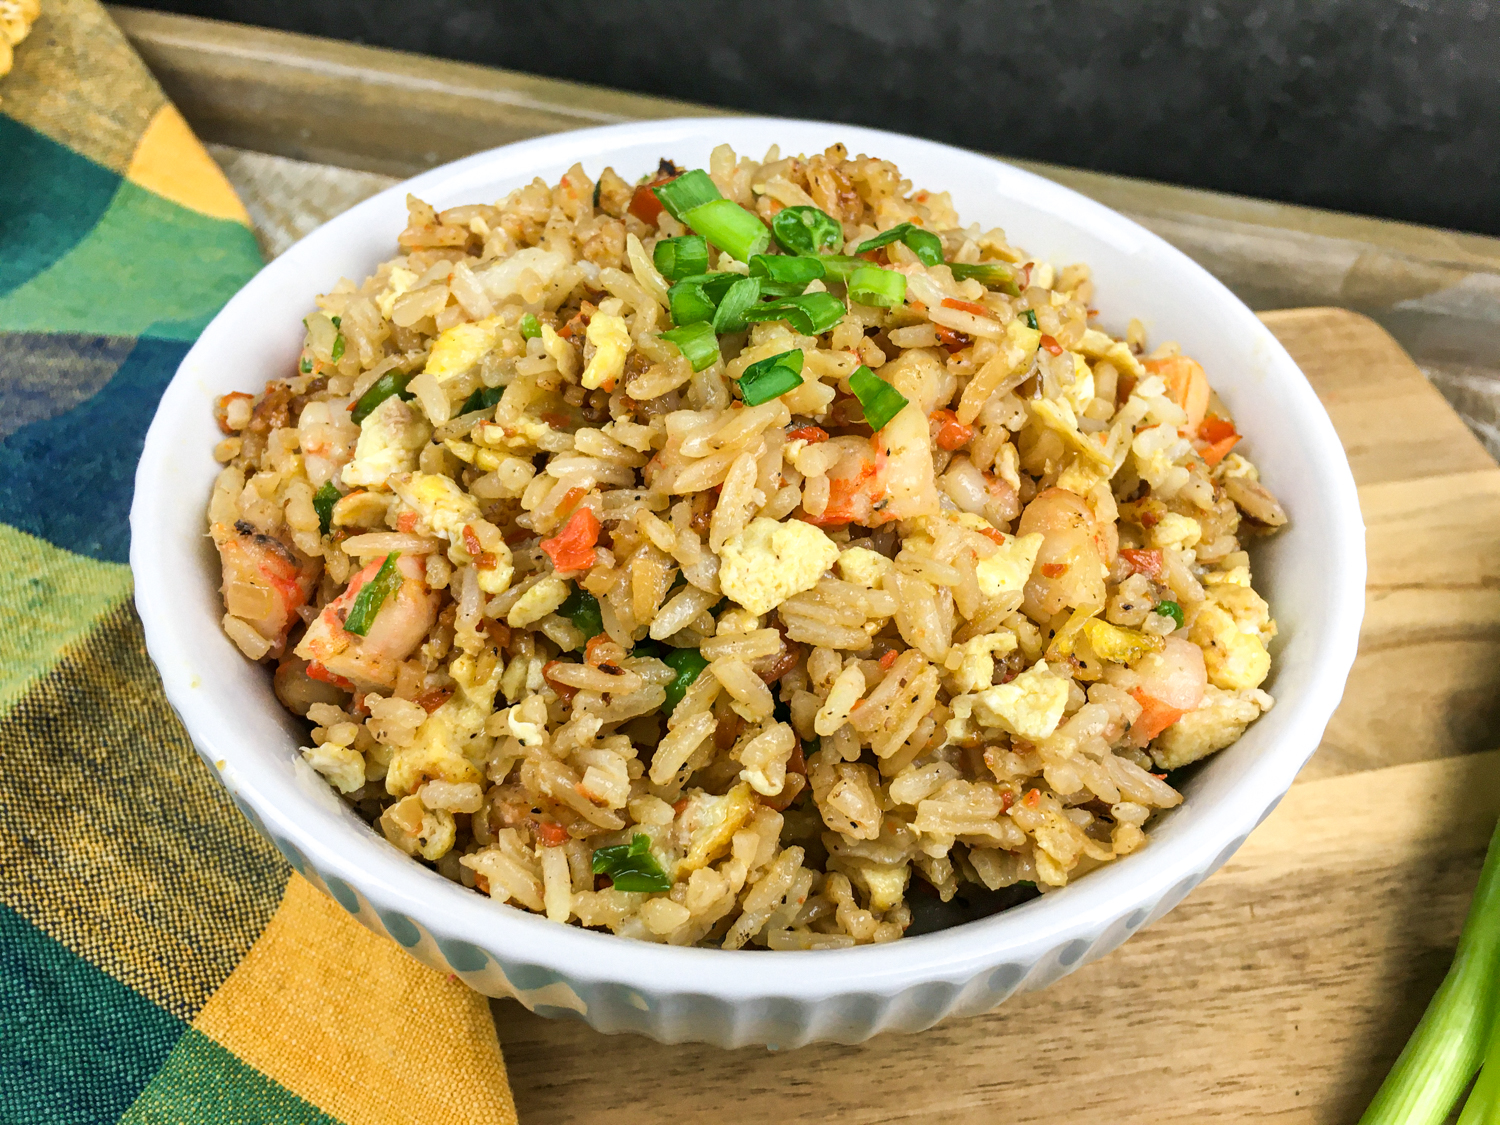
[207,142,1288,949]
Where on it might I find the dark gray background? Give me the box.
[137,0,1500,237]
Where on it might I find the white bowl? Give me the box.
[132,116,1365,1048]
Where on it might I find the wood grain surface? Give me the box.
[488,307,1500,1124]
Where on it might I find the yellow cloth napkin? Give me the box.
[0,2,517,1120]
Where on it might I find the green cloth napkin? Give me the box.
[0,2,518,1121]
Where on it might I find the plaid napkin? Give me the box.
[0,2,518,1121]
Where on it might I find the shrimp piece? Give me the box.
[297,400,360,488]
[805,404,940,528]
[1017,488,1107,621]
[296,553,440,690]
[212,520,321,659]
[1144,356,1209,431]
[1104,636,1208,746]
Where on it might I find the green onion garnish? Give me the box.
[849,364,909,432]
[299,357,313,374]
[682,199,771,264]
[312,481,340,537]
[519,313,542,339]
[711,276,762,334]
[948,261,1020,295]
[330,333,345,363]
[653,235,709,281]
[661,647,710,713]
[668,281,716,327]
[818,255,865,282]
[558,584,604,644]
[675,272,742,303]
[660,322,721,372]
[771,205,843,257]
[651,169,721,222]
[459,385,503,415]
[744,292,846,336]
[749,254,826,285]
[350,369,415,425]
[343,552,403,637]
[847,264,907,309]
[1022,309,1039,330]
[591,833,672,893]
[331,316,341,328]
[854,222,943,267]
[1154,600,1184,629]
[737,349,804,407]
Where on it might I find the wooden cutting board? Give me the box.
[490,307,1500,1124]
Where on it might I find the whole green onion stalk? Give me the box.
[1360,818,1500,1125]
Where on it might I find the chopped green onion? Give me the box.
[592,179,602,209]
[711,276,761,334]
[312,481,340,537]
[848,264,907,309]
[682,199,771,264]
[661,647,710,713]
[675,272,742,303]
[591,833,672,893]
[744,292,847,336]
[343,552,403,636]
[660,322,721,372]
[749,254,826,285]
[854,222,943,267]
[519,313,542,339]
[849,364,908,432]
[299,357,313,374]
[558,585,603,643]
[948,261,1020,294]
[350,370,414,425]
[818,255,865,282]
[653,235,709,281]
[330,333,345,363]
[668,281,716,326]
[737,349,804,407]
[459,385,503,415]
[1154,600,1185,629]
[771,205,843,256]
[652,169,721,221]
[331,316,341,328]
[1359,818,1500,1125]
[1022,308,1039,330]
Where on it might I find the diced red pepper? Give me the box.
[1199,434,1241,468]
[535,820,570,847]
[396,511,418,533]
[540,507,601,573]
[929,408,974,451]
[978,527,1007,546]
[1119,547,1164,580]
[1039,334,1064,356]
[1040,562,1067,578]
[786,425,829,443]
[584,633,616,669]
[878,649,899,670]
[941,297,993,318]
[415,686,454,713]
[1024,788,1041,809]
[542,660,579,702]
[1198,416,1237,444]
[628,184,666,224]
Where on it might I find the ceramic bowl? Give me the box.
[131,116,1365,1048]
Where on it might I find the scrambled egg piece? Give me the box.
[1191,599,1272,690]
[423,316,502,381]
[1079,618,1163,664]
[1151,686,1273,770]
[1031,397,1112,467]
[342,396,431,489]
[968,660,1070,739]
[375,266,418,320]
[1064,351,1095,414]
[1004,316,1042,368]
[943,632,1018,694]
[836,858,910,913]
[837,545,893,589]
[507,705,546,747]
[539,324,578,378]
[1148,512,1202,552]
[390,472,480,540]
[472,246,567,303]
[1056,453,1109,496]
[1205,565,1252,588]
[1076,329,1146,378]
[678,781,757,875]
[386,652,502,797]
[507,576,570,628]
[975,532,1044,598]
[719,517,839,615]
[302,742,364,794]
[581,312,631,391]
